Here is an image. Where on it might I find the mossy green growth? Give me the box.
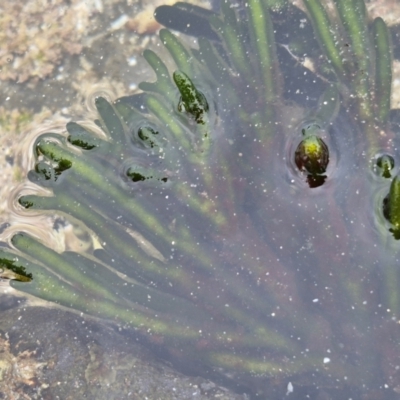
[0,252,32,282]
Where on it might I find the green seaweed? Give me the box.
[3,0,400,397]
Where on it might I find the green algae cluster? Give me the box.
[2,0,400,398]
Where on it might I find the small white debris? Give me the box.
[110,14,129,31]
[128,56,137,66]
[129,83,138,91]
[323,357,331,364]
[312,298,319,303]
[286,382,293,395]
[94,0,104,13]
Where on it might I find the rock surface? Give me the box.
[0,291,247,399]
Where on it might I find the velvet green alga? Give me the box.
[2,0,400,398]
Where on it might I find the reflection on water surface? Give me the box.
[2,0,400,398]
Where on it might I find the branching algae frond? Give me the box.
[2,0,400,398]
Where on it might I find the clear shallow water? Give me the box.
[2,0,400,399]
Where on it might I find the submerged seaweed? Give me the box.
[2,0,400,398]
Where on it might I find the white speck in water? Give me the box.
[286,382,293,395]
[128,56,137,66]
[323,357,331,364]
[110,14,129,31]
[312,298,319,303]
[94,0,104,13]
